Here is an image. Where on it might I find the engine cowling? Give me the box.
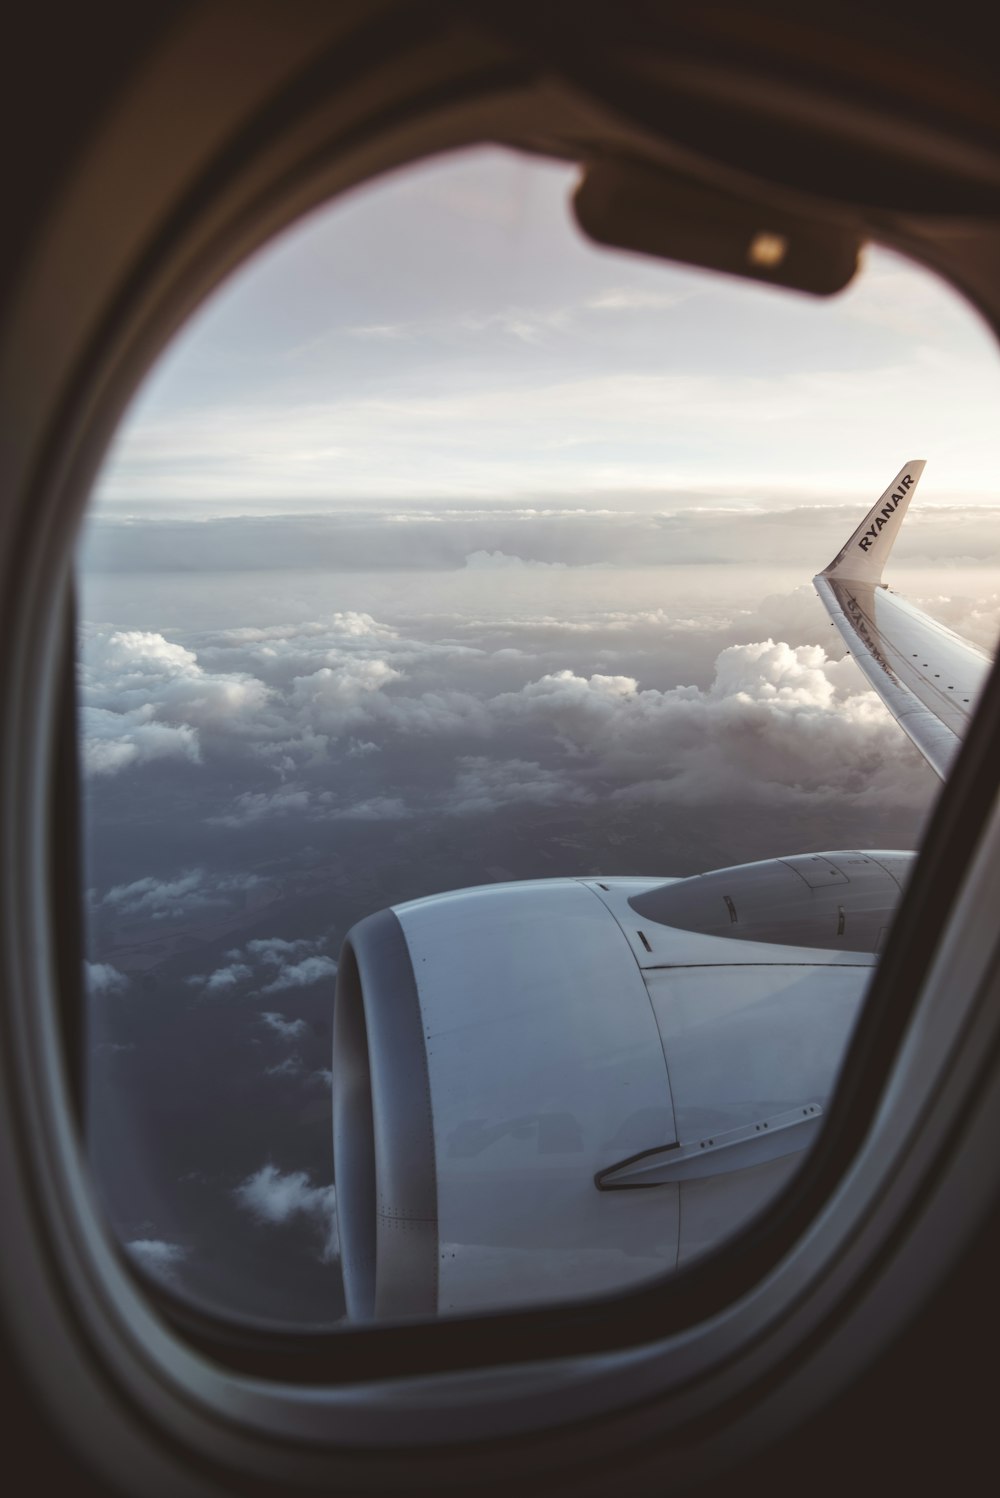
[333,861,883,1321]
[629,850,912,951]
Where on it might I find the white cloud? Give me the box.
[209,783,312,827]
[77,555,997,833]
[449,757,595,816]
[208,934,335,1002]
[102,868,262,920]
[79,626,270,777]
[182,938,336,1006]
[379,693,492,737]
[200,962,253,994]
[321,795,409,821]
[260,1011,308,1040]
[233,1165,338,1263]
[80,505,1000,579]
[348,321,411,340]
[234,1163,330,1222]
[83,596,960,826]
[478,639,937,809]
[261,955,338,994]
[125,1238,189,1283]
[246,936,319,967]
[264,1054,304,1077]
[212,784,411,826]
[71,610,478,781]
[85,961,129,996]
[586,287,687,311]
[81,708,201,776]
[347,301,576,348]
[78,574,991,834]
[288,657,402,727]
[464,550,567,570]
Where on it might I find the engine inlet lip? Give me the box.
[332,939,378,1321]
[333,908,440,1321]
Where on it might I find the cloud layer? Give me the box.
[100,869,263,919]
[81,599,961,822]
[80,503,1000,576]
[186,934,336,1000]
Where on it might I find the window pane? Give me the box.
[78,147,1000,1326]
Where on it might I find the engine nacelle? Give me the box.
[629,850,912,952]
[333,863,881,1320]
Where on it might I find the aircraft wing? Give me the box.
[814,462,992,779]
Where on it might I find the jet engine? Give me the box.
[333,855,894,1320]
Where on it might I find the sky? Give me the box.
[78,146,1000,1327]
[93,147,1000,513]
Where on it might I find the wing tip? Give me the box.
[819,460,927,583]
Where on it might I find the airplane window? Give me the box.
[76,146,1000,1328]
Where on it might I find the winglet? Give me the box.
[819,461,926,585]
